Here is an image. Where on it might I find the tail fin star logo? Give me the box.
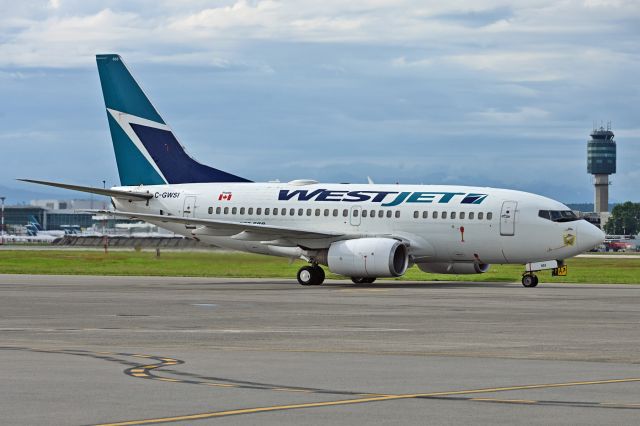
[218,192,232,201]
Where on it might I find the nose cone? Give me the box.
[578,220,606,252]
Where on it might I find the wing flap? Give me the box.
[84,210,344,240]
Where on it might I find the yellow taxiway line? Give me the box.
[95,377,640,426]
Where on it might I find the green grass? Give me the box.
[0,250,638,284]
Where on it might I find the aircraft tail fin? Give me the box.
[96,54,251,186]
[28,215,43,230]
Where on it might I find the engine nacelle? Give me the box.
[327,238,409,278]
[417,262,490,275]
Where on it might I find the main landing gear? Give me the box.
[351,277,376,284]
[297,265,325,286]
[522,273,539,288]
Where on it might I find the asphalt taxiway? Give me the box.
[1,274,639,425]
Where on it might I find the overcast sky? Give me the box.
[0,0,638,204]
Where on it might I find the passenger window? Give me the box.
[362,210,368,218]
[386,211,392,218]
[273,208,278,215]
[353,209,359,217]
[413,211,419,219]
[216,207,221,214]
[290,208,295,216]
[423,211,428,219]
[378,210,384,218]
[460,212,465,219]
[240,207,245,215]
[468,212,474,220]
[478,212,484,220]
[298,208,304,216]
[343,209,349,217]
[256,208,262,215]
[224,207,229,214]
[333,209,338,217]
[265,208,270,215]
[208,207,213,214]
[324,209,329,217]
[370,210,375,218]
[248,208,253,215]
[232,207,237,215]
[395,211,400,218]
[307,209,312,216]
[487,212,492,220]
[450,212,456,219]
[281,208,287,215]
[433,211,438,219]
[315,209,321,216]
[442,211,447,219]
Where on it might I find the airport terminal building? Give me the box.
[3,199,118,233]
[3,206,94,231]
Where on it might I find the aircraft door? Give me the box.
[350,206,362,226]
[183,196,196,218]
[500,200,517,236]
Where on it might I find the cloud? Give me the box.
[446,52,567,82]
[0,1,635,69]
[168,1,282,34]
[0,1,639,202]
[0,8,144,68]
[469,107,550,124]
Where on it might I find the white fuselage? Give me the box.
[112,182,603,266]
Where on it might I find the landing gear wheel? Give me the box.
[522,274,538,288]
[297,265,325,286]
[311,265,325,285]
[351,277,376,284]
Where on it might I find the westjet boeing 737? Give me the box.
[22,54,605,287]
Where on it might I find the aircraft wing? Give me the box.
[85,210,345,240]
[18,179,154,201]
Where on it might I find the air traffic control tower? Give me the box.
[587,124,616,213]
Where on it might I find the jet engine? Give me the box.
[325,238,409,278]
[417,262,490,274]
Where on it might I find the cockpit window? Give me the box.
[538,210,579,222]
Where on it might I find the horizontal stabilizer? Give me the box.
[18,179,153,201]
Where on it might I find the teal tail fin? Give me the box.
[96,54,250,186]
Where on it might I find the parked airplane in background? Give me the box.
[25,216,65,238]
[1,233,57,244]
[22,54,605,287]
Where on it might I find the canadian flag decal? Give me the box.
[218,192,232,201]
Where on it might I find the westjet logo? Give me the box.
[278,189,487,206]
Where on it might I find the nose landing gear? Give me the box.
[297,264,325,286]
[522,273,539,288]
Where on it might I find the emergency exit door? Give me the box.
[350,206,362,226]
[500,200,517,236]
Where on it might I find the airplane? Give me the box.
[1,233,57,244]
[21,54,605,287]
[25,215,66,238]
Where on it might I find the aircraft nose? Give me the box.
[578,220,606,252]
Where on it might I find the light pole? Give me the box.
[1,196,5,245]
[102,180,107,237]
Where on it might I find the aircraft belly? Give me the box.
[423,223,503,264]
